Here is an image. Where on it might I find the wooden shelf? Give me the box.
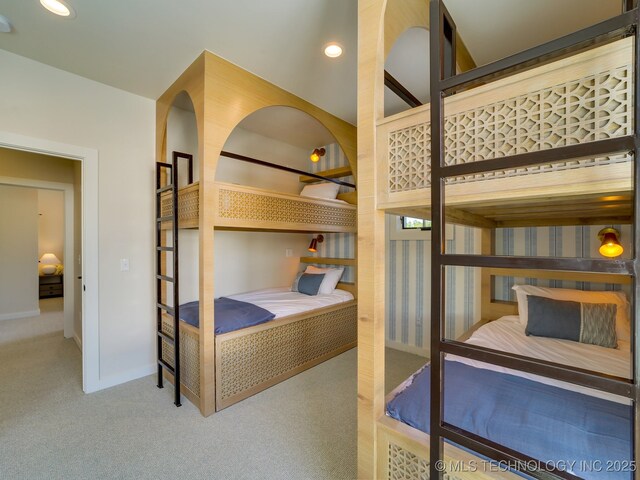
[299,166,352,183]
[300,257,356,267]
[337,191,357,204]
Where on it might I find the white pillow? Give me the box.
[305,265,344,294]
[300,182,340,200]
[512,284,630,342]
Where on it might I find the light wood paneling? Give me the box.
[157,45,357,417]
[358,1,387,477]
[299,165,352,183]
[300,256,356,266]
[337,191,358,204]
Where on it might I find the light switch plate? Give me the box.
[120,258,129,272]
[285,248,293,257]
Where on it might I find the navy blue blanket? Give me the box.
[387,361,632,479]
[179,298,275,334]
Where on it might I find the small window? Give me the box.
[401,216,432,230]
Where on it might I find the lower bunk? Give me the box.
[379,292,633,480]
[160,288,357,411]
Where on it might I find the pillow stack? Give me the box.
[291,265,344,295]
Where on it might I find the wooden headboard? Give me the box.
[481,267,631,321]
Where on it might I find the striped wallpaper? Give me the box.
[306,143,356,283]
[494,225,632,301]
[386,222,481,356]
[385,222,632,356]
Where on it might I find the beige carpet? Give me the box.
[0,304,427,480]
[0,298,64,346]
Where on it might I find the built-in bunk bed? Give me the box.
[155,52,357,416]
[358,1,638,479]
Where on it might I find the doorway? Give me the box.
[0,131,99,393]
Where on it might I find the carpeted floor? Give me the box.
[0,302,427,480]
[0,298,64,346]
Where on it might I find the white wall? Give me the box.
[0,50,155,387]
[166,103,313,301]
[37,189,64,271]
[0,185,39,319]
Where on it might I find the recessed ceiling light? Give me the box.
[324,43,343,58]
[40,0,76,18]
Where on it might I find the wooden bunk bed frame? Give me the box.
[156,51,357,416]
[358,1,639,479]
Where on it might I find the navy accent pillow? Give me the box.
[297,273,325,296]
[526,295,617,348]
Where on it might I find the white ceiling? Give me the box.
[0,0,624,128]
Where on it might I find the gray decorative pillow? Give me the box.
[526,295,618,349]
[291,272,325,296]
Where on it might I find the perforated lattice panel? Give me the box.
[218,304,357,401]
[161,318,200,397]
[388,443,466,480]
[217,188,356,229]
[388,65,632,193]
[161,187,199,225]
[389,123,431,193]
[388,443,429,480]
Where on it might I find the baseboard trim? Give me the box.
[386,340,429,358]
[97,364,155,391]
[0,309,40,321]
[73,332,82,351]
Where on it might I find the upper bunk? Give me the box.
[160,179,357,233]
[377,36,633,228]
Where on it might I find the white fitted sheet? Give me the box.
[448,315,632,404]
[227,287,354,319]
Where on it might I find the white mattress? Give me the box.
[227,287,354,319]
[448,315,632,404]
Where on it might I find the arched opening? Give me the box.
[384,27,430,118]
[213,105,356,297]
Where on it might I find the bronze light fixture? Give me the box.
[310,148,326,163]
[598,227,623,258]
[308,235,324,252]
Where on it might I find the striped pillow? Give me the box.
[525,295,618,349]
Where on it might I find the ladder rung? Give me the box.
[156,185,174,194]
[156,274,174,282]
[158,330,175,345]
[158,358,175,374]
[157,246,174,252]
[157,215,174,222]
[156,303,175,315]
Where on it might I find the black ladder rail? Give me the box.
[428,1,639,479]
[155,159,181,407]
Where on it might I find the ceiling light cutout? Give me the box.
[324,43,343,58]
[40,0,76,18]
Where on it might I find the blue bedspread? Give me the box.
[179,298,275,334]
[387,361,633,479]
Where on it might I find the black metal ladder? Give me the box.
[155,160,181,407]
[427,1,640,478]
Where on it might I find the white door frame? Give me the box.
[0,131,100,393]
[0,176,74,339]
